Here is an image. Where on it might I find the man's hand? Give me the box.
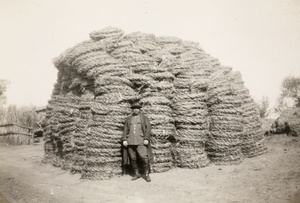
[143,140,149,145]
[123,141,128,147]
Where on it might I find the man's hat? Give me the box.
[131,103,142,109]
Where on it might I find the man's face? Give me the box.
[133,108,140,115]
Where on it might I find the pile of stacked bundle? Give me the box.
[71,118,88,174]
[140,93,175,173]
[56,96,79,169]
[42,95,79,168]
[206,67,243,165]
[43,96,64,164]
[119,33,176,173]
[52,40,105,97]
[68,97,92,174]
[241,103,267,158]
[82,93,134,179]
[45,26,268,180]
[43,115,55,161]
[229,72,267,158]
[168,45,211,168]
[67,28,132,179]
[138,70,175,172]
[43,96,63,163]
[52,67,93,96]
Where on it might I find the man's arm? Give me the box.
[122,118,129,141]
[144,116,151,141]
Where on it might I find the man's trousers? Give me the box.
[128,145,147,161]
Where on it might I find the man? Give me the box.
[122,102,152,182]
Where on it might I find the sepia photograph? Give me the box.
[0,0,300,202]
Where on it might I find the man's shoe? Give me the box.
[131,160,141,180]
[142,158,151,182]
[132,173,141,180]
[132,168,141,180]
[145,174,151,182]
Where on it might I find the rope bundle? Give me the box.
[53,40,104,68]
[173,139,210,168]
[43,95,90,170]
[89,26,124,41]
[206,68,243,165]
[170,48,212,168]
[229,73,267,157]
[128,74,154,86]
[139,80,175,173]
[150,142,174,172]
[84,78,134,179]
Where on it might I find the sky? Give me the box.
[0,0,300,110]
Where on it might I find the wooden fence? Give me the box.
[0,123,33,145]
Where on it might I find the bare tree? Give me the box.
[0,80,9,107]
[275,76,300,113]
[4,105,39,127]
[5,105,18,124]
[257,96,270,118]
[18,105,38,127]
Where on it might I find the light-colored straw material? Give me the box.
[44,27,266,180]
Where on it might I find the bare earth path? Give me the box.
[0,134,300,203]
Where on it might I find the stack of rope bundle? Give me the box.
[43,95,78,168]
[138,72,175,173]
[82,93,133,180]
[123,33,176,173]
[169,46,211,168]
[43,96,64,164]
[206,67,243,165]
[52,40,103,97]
[43,107,56,162]
[71,118,88,174]
[229,72,267,158]
[46,26,267,180]
[69,97,93,174]
[77,28,136,179]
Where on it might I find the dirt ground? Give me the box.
[0,134,300,203]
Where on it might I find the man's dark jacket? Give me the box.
[122,113,154,166]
